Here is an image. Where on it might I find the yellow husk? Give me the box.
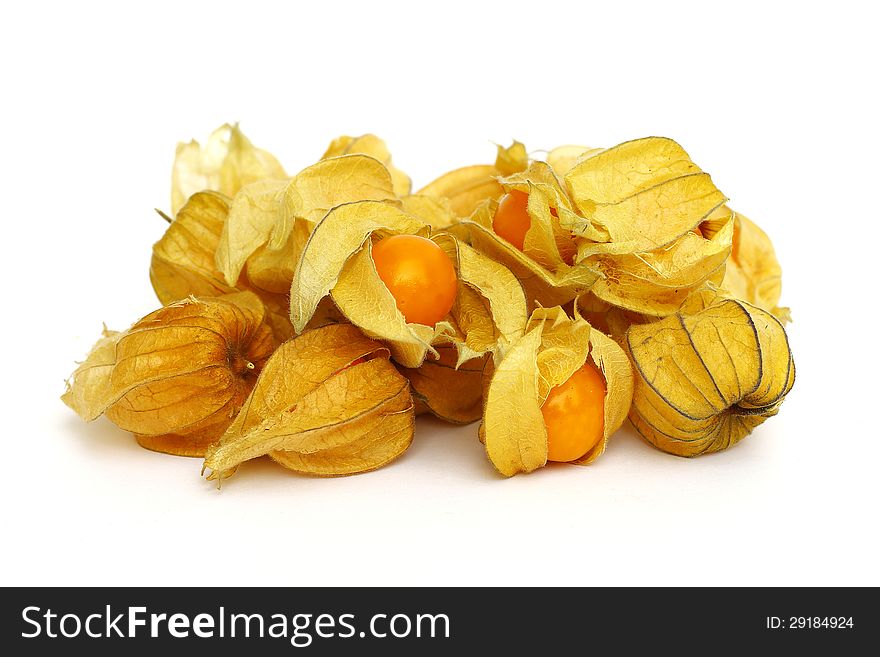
[216,154,398,289]
[150,191,294,341]
[482,307,633,476]
[61,326,121,422]
[627,298,795,456]
[584,214,734,316]
[563,137,726,249]
[720,209,789,322]
[290,200,528,368]
[202,324,414,480]
[322,133,411,197]
[171,123,286,216]
[545,145,603,176]
[62,293,276,457]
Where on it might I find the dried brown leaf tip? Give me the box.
[62,292,276,456]
[481,307,633,476]
[626,297,794,456]
[202,323,414,482]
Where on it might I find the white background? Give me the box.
[2,0,877,587]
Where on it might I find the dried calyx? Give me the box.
[202,323,415,482]
[626,296,794,456]
[62,292,275,456]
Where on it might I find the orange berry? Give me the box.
[492,189,531,250]
[541,362,606,462]
[371,234,458,327]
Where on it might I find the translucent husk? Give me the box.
[289,200,528,368]
[545,145,604,176]
[202,324,415,481]
[481,307,633,476]
[171,123,286,216]
[417,141,528,218]
[398,346,490,424]
[62,292,276,456]
[321,133,411,197]
[626,297,795,456]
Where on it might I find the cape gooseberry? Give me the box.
[371,234,458,327]
[492,189,532,251]
[541,362,606,462]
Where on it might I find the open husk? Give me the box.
[463,161,602,308]
[481,307,633,476]
[202,323,414,481]
[626,297,795,456]
[62,292,276,456]
[289,200,528,368]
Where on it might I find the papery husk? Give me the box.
[400,194,457,230]
[626,298,795,457]
[150,191,294,341]
[62,292,276,456]
[720,208,789,322]
[563,137,727,250]
[417,141,528,218]
[215,154,398,290]
[322,134,411,197]
[290,200,528,368]
[171,123,286,216]
[61,326,122,422]
[482,307,633,476]
[582,212,734,316]
[398,346,489,424]
[151,191,237,302]
[202,324,414,481]
[545,145,603,176]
